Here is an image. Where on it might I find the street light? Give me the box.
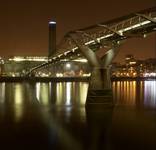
[66,63,71,68]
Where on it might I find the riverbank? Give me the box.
[0,76,156,82]
[111,76,156,81]
[0,76,90,82]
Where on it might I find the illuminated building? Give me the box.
[1,54,156,78]
[1,56,48,77]
[111,55,156,78]
[0,56,90,77]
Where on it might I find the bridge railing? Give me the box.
[55,8,156,55]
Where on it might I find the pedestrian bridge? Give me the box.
[27,7,156,104]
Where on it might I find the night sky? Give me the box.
[0,0,155,62]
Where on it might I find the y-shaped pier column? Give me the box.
[89,46,120,105]
[87,46,120,105]
[69,33,120,105]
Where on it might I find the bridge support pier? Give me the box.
[69,33,120,106]
[86,45,120,105]
[87,67,113,106]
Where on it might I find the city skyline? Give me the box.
[0,0,155,62]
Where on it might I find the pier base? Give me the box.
[86,89,114,107]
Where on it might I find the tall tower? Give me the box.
[48,21,56,57]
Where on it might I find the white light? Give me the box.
[56,73,63,77]
[129,61,136,65]
[83,73,91,77]
[85,40,95,45]
[119,20,152,33]
[143,72,156,77]
[49,21,56,24]
[60,59,69,61]
[64,51,70,55]
[36,83,40,101]
[58,54,63,57]
[72,47,78,51]
[9,56,48,62]
[9,57,25,62]
[66,63,71,68]
[41,73,49,77]
[66,82,71,105]
[97,33,113,41]
[73,58,88,63]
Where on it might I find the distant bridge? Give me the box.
[27,7,156,104]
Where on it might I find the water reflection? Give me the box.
[0,80,153,121]
[0,82,5,104]
[112,80,156,108]
[0,81,155,116]
[34,82,89,125]
[66,82,72,105]
[14,84,24,105]
[13,83,25,122]
[144,81,156,108]
[112,81,136,106]
[0,82,89,124]
[56,82,63,105]
[36,82,51,105]
[0,81,155,149]
[35,82,88,106]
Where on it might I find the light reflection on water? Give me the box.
[0,80,155,124]
[36,82,50,105]
[112,80,156,108]
[0,82,5,104]
[0,80,155,123]
[34,82,89,125]
[13,83,25,122]
[35,82,88,106]
[144,81,156,108]
[113,81,136,106]
[0,81,155,109]
[0,81,155,108]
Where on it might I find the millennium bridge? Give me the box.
[27,7,156,104]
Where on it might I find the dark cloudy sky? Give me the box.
[0,0,155,62]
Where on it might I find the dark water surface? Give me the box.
[0,81,156,150]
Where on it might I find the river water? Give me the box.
[0,80,156,150]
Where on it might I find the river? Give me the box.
[0,80,156,150]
